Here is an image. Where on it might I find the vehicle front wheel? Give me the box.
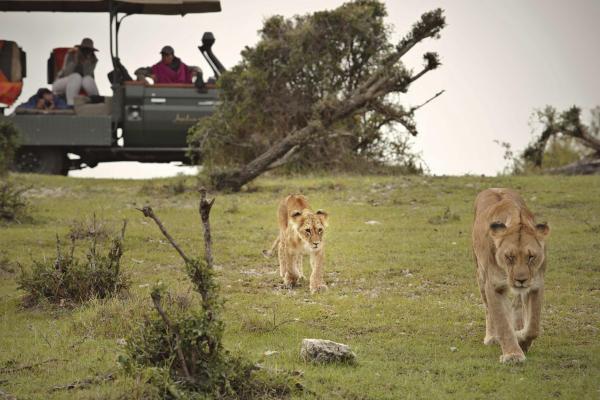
[13,147,69,175]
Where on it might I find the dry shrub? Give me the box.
[120,200,301,399]
[17,220,129,306]
[0,180,29,223]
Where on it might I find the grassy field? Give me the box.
[1,173,599,399]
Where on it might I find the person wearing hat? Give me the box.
[150,45,199,84]
[18,88,69,110]
[52,38,99,105]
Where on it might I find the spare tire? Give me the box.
[13,147,68,175]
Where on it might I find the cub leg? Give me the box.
[283,252,301,287]
[309,250,327,294]
[484,281,525,363]
[295,255,305,280]
[277,237,286,278]
[516,287,543,353]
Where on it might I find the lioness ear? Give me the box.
[489,221,507,237]
[316,209,328,227]
[535,222,550,238]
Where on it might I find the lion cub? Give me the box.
[264,194,328,293]
[472,188,550,363]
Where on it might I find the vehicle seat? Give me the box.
[0,40,26,107]
[47,47,87,95]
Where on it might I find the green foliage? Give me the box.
[0,179,29,222]
[121,206,300,398]
[120,288,298,399]
[17,220,129,305]
[0,120,20,176]
[189,0,435,174]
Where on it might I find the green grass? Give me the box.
[1,173,599,399]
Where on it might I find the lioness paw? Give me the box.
[483,335,498,345]
[310,284,328,294]
[515,329,527,342]
[499,352,526,364]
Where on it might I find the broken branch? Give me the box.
[151,291,192,382]
[137,206,190,263]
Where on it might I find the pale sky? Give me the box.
[2,0,599,178]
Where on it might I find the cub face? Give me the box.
[290,209,328,252]
[489,221,550,291]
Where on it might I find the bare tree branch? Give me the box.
[411,90,446,113]
[137,206,190,263]
[150,291,192,382]
[198,188,215,269]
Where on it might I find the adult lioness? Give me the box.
[472,188,550,363]
[263,194,328,293]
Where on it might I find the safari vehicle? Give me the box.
[0,0,225,175]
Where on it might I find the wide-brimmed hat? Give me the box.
[160,45,174,55]
[77,38,98,51]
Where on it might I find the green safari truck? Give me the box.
[0,0,225,175]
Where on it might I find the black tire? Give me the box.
[13,147,69,175]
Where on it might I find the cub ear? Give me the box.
[489,221,507,236]
[316,209,328,227]
[535,222,550,238]
[290,210,302,219]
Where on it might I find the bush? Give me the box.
[120,286,299,399]
[122,201,301,399]
[0,179,29,223]
[0,120,20,176]
[17,220,129,306]
[188,0,427,174]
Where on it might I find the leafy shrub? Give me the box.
[17,220,129,306]
[0,120,20,176]
[0,180,29,222]
[188,0,430,174]
[122,202,301,398]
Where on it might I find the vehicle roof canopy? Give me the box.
[0,0,220,14]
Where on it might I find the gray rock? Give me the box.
[300,338,356,364]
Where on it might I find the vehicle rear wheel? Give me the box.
[13,147,69,175]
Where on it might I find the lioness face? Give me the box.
[290,209,328,252]
[490,221,550,291]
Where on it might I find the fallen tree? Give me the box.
[524,106,600,175]
[190,2,446,191]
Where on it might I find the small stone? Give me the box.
[300,339,356,364]
[365,220,381,225]
[116,338,127,346]
[263,350,279,357]
[450,346,458,352]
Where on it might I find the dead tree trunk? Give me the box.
[546,157,600,175]
[210,10,446,192]
[527,106,600,174]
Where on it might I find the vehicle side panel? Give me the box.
[7,114,112,146]
[122,84,218,147]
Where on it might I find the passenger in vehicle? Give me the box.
[52,38,99,105]
[18,88,69,110]
[150,45,199,84]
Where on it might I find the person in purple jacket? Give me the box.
[150,46,198,84]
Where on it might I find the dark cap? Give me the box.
[36,88,52,97]
[160,45,174,55]
[77,37,98,51]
